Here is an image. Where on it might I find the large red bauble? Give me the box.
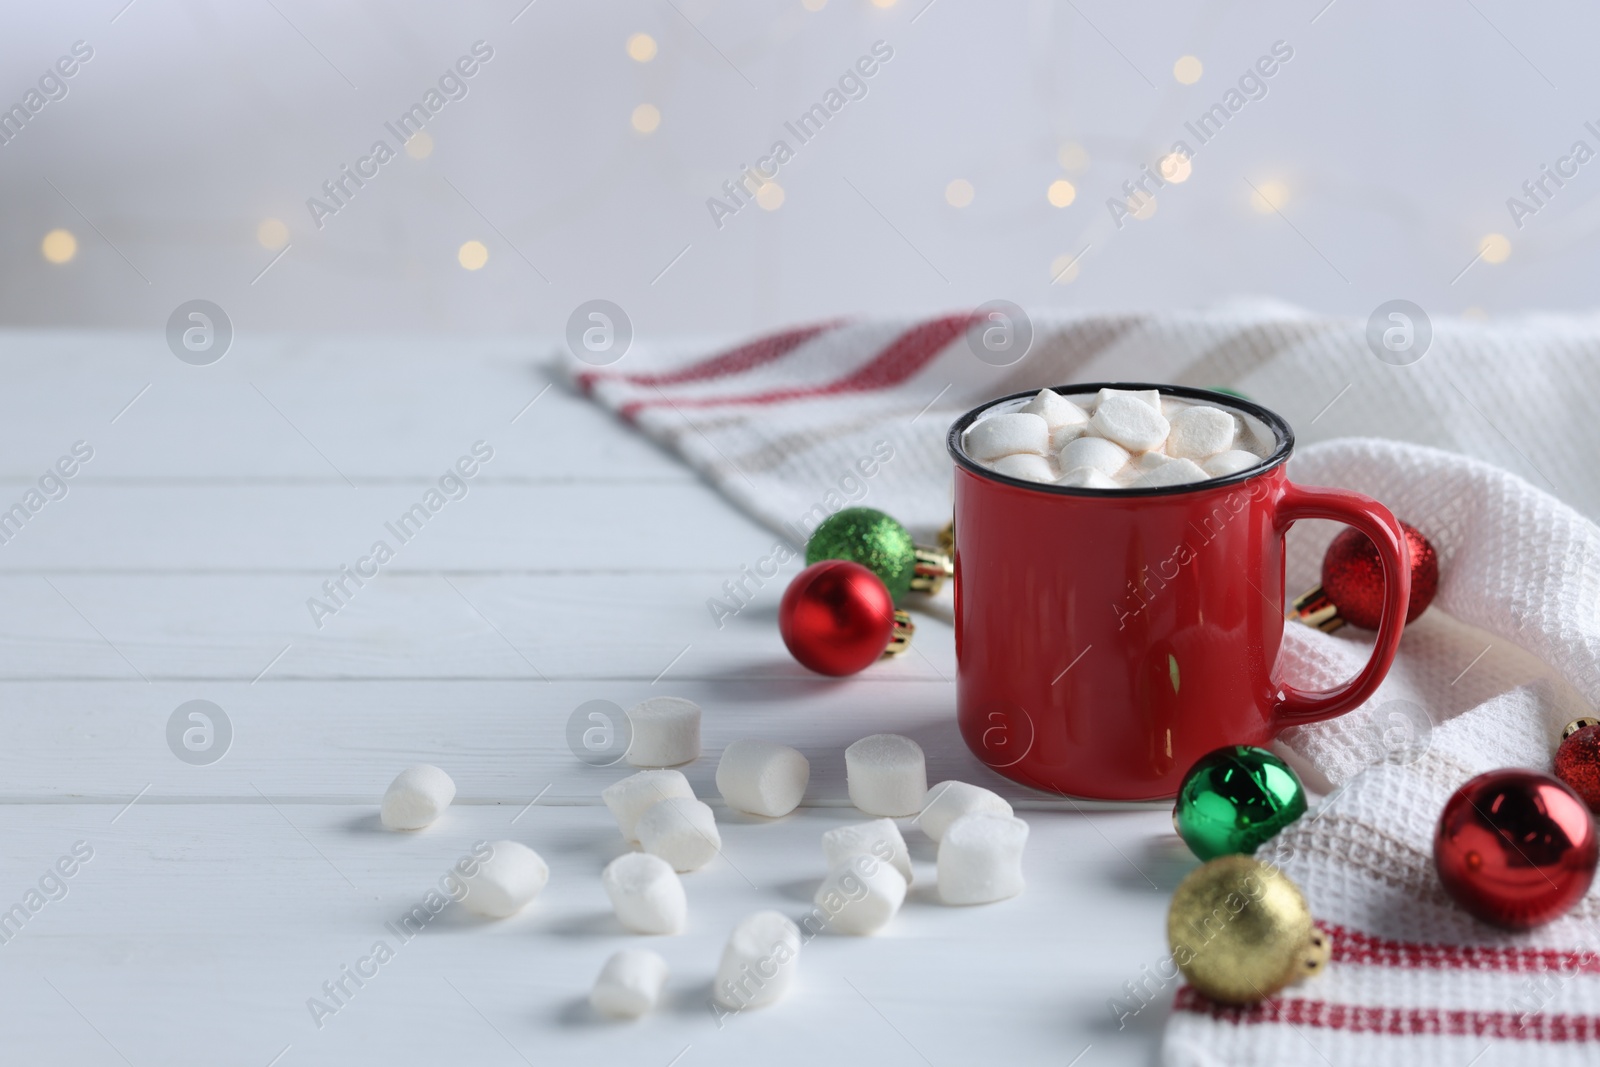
[1555,723,1600,812]
[1321,521,1438,630]
[1433,770,1598,929]
[779,560,896,676]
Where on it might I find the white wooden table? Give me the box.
[0,333,1182,1066]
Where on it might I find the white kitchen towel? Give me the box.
[571,308,1600,1064]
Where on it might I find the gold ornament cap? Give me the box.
[937,520,954,554]
[909,547,954,596]
[883,610,914,657]
[1564,717,1600,741]
[1288,585,1346,634]
[1167,855,1330,1005]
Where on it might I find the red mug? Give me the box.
[947,383,1411,801]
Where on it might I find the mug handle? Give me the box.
[1269,482,1411,729]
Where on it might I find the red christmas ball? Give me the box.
[1321,521,1439,630]
[1433,769,1598,929]
[1555,723,1600,812]
[779,560,897,676]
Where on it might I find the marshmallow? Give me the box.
[625,696,701,767]
[822,817,913,885]
[813,853,907,935]
[1166,405,1236,460]
[963,412,1049,461]
[713,911,801,1010]
[636,796,721,872]
[1091,394,1170,452]
[716,739,810,818]
[590,948,668,1018]
[1057,466,1118,489]
[461,840,549,918]
[989,453,1056,483]
[1049,420,1090,451]
[845,734,928,817]
[1019,389,1090,432]
[1059,435,1130,477]
[602,770,695,842]
[1096,387,1163,413]
[918,781,1014,842]
[380,764,455,830]
[1203,449,1263,477]
[602,852,687,935]
[937,813,1028,905]
[1127,457,1209,489]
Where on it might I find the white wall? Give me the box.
[1,0,1595,338]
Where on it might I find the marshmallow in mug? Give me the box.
[963,388,1272,489]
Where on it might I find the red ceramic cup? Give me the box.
[947,383,1411,801]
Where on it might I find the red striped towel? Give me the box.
[571,310,1600,1065]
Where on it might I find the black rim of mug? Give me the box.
[946,382,1297,498]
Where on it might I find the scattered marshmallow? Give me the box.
[964,412,1049,461]
[822,817,913,884]
[636,796,721,872]
[625,696,701,767]
[380,764,455,830]
[1057,466,1119,489]
[1019,389,1090,432]
[814,853,908,935]
[1202,449,1263,477]
[822,817,913,885]
[990,453,1056,483]
[717,739,810,818]
[461,840,549,918]
[937,813,1029,905]
[1060,436,1131,477]
[591,948,668,1018]
[1091,394,1170,452]
[602,852,687,935]
[1126,456,1209,488]
[918,781,1014,842]
[602,769,695,843]
[1165,405,1237,460]
[713,911,801,1011]
[1097,387,1162,413]
[846,734,928,817]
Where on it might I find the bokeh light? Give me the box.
[632,104,661,134]
[405,131,434,160]
[458,240,489,270]
[627,34,657,62]
[256,218,289,250]
[41,229,77,264]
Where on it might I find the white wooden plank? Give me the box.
[0,802,1173,1067]
[0,331,690,482]
[0,483,781,571]
[0,676,1083,805]
[0,571,953,681]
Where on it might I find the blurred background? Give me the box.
[2,0,1595,337]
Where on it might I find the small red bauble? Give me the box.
[1433,769,1598,929]
[779,560,908,676]
[1555,720,1600,812]
[1321,521,1439,630]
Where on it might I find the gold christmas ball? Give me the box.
[1166,855,1329,1005]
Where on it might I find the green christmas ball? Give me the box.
[1174,745,1307,861]
[805,507,917,600]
